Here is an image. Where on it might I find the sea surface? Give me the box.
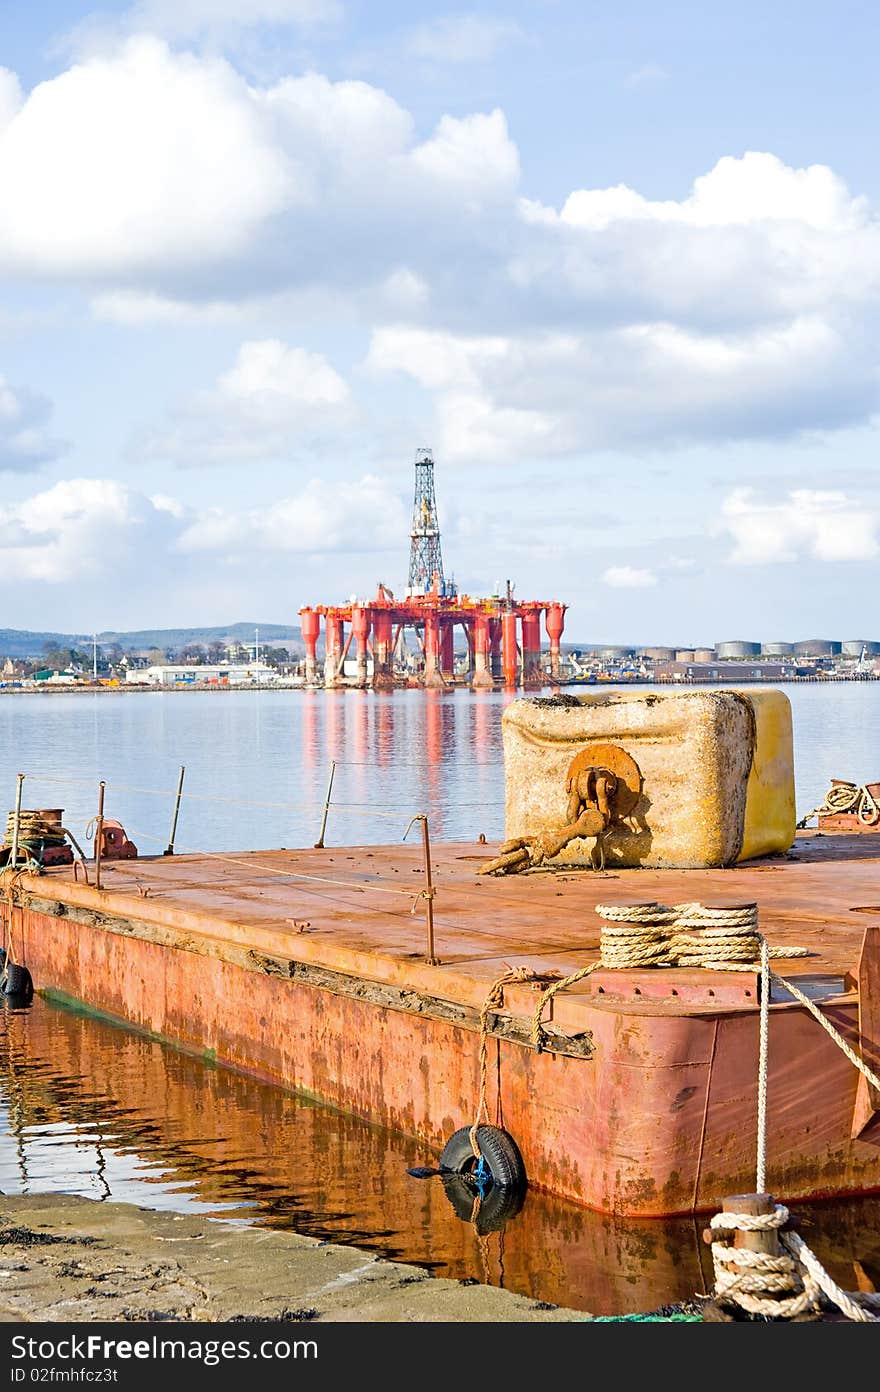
[1,682,879,1315]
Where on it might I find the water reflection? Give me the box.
[1,995,878,1316]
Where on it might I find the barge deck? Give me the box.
[6,830,880,1217]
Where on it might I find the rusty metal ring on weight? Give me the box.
[565,743,643,821]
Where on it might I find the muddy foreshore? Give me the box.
[0,1193,590,1323]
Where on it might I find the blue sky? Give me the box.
[0,1,878,643]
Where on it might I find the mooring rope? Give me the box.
[470,965,547,1158]
[709,1206,880,1322]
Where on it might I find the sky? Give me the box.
[1,0,879,644]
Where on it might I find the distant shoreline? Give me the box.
[1,673,878,696]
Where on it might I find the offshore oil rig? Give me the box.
[298,448,566,689]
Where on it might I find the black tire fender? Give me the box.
[3,962,33,1003]
[439,1124,527,1190]
[440,1173,526,1235]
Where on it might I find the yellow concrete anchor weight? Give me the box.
[495,688,795,871]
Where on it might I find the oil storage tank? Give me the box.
[762,642,794,656]
[793,640,841,658]
[675,650,695,663]
[716,641,761,660]
[640,647,675,662]
[693,648,716,663]
[842,640,880,657]
[597,646,635,661]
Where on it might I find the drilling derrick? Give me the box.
[408,447,444,592]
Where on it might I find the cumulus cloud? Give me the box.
[0,479,176,581]
[513,151,880,336]
[718,487,880,564]
[366,314,866,459]
[0,40,518,289]
[0,472,409,591]
[0,40,292,278]
[141,337,353,465]
[2,38,880,455]
[602,566,658,588]
[177,474,407,553]
[406,15,522,63]
[0,375,66,470]
[555,152,863,231]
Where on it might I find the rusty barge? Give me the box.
[2,687,880,1221]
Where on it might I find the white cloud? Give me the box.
[556,151,864,231]
[719,487,880,564]
[512,152,880,336]
[0,479,174,581]
[0,473,409,610]
[2,37,880,457]
[366,314,864,459]
[141,338,353,465]
[602,566,658,588]
[177,474,407,553]
[406,15,522,64]
[90,291,242,325]
[0,68,22,130]
[410,108,519,194]
[217,338,348,407]
[0,39,292,278]
[0,42,518,290]
[0,374,65,470]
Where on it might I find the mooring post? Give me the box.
[164,765,186,856]
[420,815,438,965]
[94,781,106,890]
[10,773,24,868]
[702,1191,782,1320]
[314,760,336,849]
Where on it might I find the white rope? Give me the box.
[710,1206,880,1322]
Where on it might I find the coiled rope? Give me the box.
[797,779,880,828]
[709,1206,880,1322]
[529,901,810,1050]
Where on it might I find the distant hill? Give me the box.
[0,623,303,657]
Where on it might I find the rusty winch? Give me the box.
[479,742,642,875]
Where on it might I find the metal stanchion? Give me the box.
[314,761,336,849]
[164,765,186,856]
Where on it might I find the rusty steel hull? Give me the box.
[8,832,880,1217]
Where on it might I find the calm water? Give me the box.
[1,682,879,1315]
